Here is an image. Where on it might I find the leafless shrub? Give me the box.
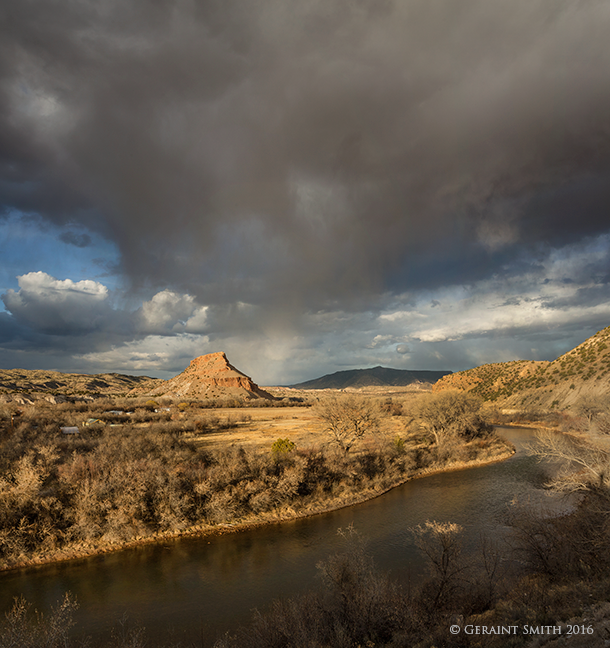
[414,390,491,446]
[314,395,379,454]
[216,526,414,648]
[530,428,610,493]
[412,520,466,612]
[0,593,78,648]
[573,394,610,428]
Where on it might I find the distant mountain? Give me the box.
[289,366,452,390]
[434,325,610,410]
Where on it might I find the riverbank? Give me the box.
[0,435,515,574]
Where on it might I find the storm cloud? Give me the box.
[1,0,610,382]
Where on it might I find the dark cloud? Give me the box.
[2,0,610,309]
[58,231,92,248]
[541,283,610,311]
[2,1,610,379]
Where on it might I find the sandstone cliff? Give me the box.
[143,352,274,401]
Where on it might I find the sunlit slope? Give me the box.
[0,369,162,403]
[434,326,610,410]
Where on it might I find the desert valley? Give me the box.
[4,1,610,644]
[2,328,610,645]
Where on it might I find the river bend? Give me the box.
[0,427,566,645]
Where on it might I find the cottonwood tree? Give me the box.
[412,520,466,611]
[315,395,379,454]
[531,427,610,493]
[414,390,490,446]
[513,426,610,579]
[573,395,610,435]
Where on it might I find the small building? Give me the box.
[60,426,79,435]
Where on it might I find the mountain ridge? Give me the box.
[0,369,162,404]
[434,325,610,410]
[0,352,272,403]
[289,366,452,390]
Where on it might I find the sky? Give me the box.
[1,0,610,386]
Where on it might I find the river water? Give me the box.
[0,427,568,646]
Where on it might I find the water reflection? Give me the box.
[0,427,568,646]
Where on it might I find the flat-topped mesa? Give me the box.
[146,352,274,400]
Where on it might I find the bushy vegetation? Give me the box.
[215,401,610,647]
[270,438,296,455]
[414,390,492,446]
[5,384,610,645]
[0,394,509,570]
[0,593,79,648]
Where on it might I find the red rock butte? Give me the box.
[145,352,274,400]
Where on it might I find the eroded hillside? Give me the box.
[435,326,610,410]
[0,369,162,403]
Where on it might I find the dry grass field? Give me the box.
[186,386,428,450]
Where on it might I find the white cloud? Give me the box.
[77,334,211,374]
[1,274,212,346]
[2,272,111,334]
[16,272,108,299]
[383,279,610,345]
[137,290,202,334]
[183,306,209,333]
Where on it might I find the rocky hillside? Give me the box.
[0,369,161,404]
[141,352,274,401]
[290,366,451,389]
[0,352,272,404]
[434,326,610,410]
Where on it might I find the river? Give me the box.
[0,427,568,646]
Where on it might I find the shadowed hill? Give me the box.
[289,366,452,390]
[434,325,610,410]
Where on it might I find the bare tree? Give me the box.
[514,427,610,579]
[531,427,610,493]
[315,395,378,454]
[573,394,610,422]
[414,390,490,446]
[412,520,466,611]
[572,395,610,435]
